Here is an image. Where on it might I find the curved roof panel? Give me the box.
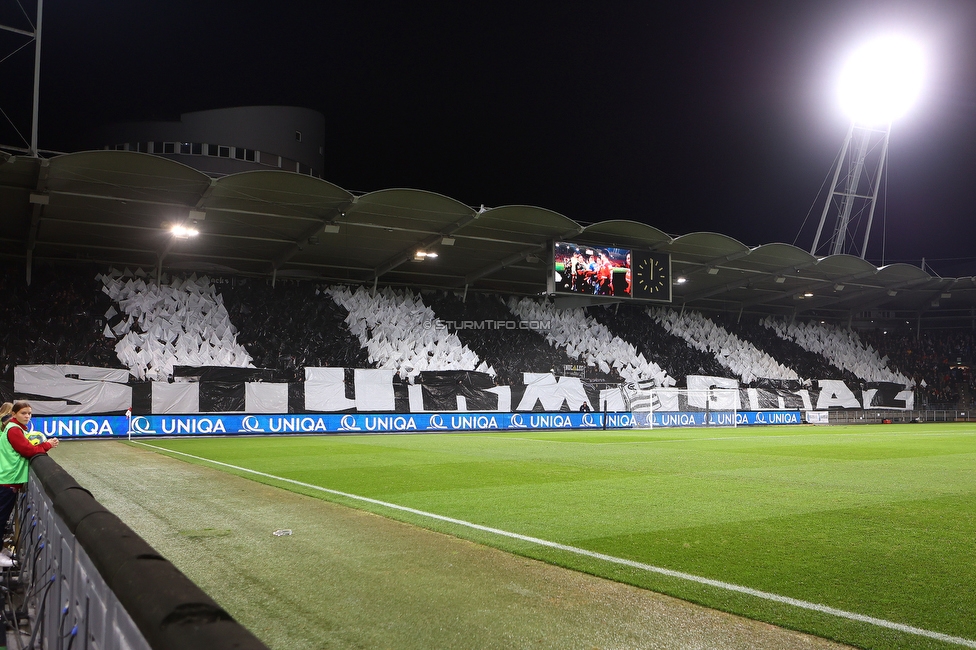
[579,220,671,248]
[46,151,212,205]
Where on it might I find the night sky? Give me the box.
[3,1,976,275]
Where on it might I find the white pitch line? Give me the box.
[134,441,976,648]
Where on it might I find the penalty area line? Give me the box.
[134,441,976,649]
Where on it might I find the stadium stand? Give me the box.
[99,270,254,381]
[0,264,119,382]
[859,328,972,407]
[15,263,976,415]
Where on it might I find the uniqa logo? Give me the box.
[339,415,362,431]
[241,416,265,433]
[428,414,448,430]
[509,413,527,429]
[130,416,157,435]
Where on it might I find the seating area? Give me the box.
[220,280,369,381]
[0,264,119,381]
[859,328,973,406]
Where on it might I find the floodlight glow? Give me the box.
[837,35,925,124]
[171,224,199,239]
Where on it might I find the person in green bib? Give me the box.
[0,401,58,568]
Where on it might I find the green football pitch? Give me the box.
[135,423,976,649]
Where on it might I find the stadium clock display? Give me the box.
[632,251,671,301]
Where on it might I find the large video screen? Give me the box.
[552,241,671,302]
[553,242,631,297]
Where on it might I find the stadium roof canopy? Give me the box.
[2,149,975,322]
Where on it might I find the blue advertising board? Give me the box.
[30,410,802,438]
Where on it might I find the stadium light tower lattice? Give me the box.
[810,35,925,259]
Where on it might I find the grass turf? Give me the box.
[136,423,976,649]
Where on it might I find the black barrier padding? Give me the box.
[0,381,13,402]
[75,511,164,586]
[52,487,106,534]
[30,454,83,500]
[393,382,410,412]
[111,558,267,650]
[344,367,355,400]
[131,381,152,414]
[287,381,304,413]
[199,381,246,412]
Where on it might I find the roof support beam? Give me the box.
[270,198,355,273]
[735,269,879,309]
[369,211,480,283]
[25,159,50,285]
[681,259,819,303]
[795,276,935,314]
[461,226,582,287]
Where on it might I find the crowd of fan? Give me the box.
[221,280,369,381]
[860,328,974,407]
[508,297,672,385]
[0,264,119,381]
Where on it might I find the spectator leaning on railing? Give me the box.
[0,401,58,568]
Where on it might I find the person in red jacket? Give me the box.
[0,401,58,568]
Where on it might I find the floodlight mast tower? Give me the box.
[0,0,43,156]
[809,35,923,260]
[809,121,890,258]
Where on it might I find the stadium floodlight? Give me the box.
[171,224,199,239]
[837,35,925,125]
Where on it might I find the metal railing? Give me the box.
[826,409,973,424]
